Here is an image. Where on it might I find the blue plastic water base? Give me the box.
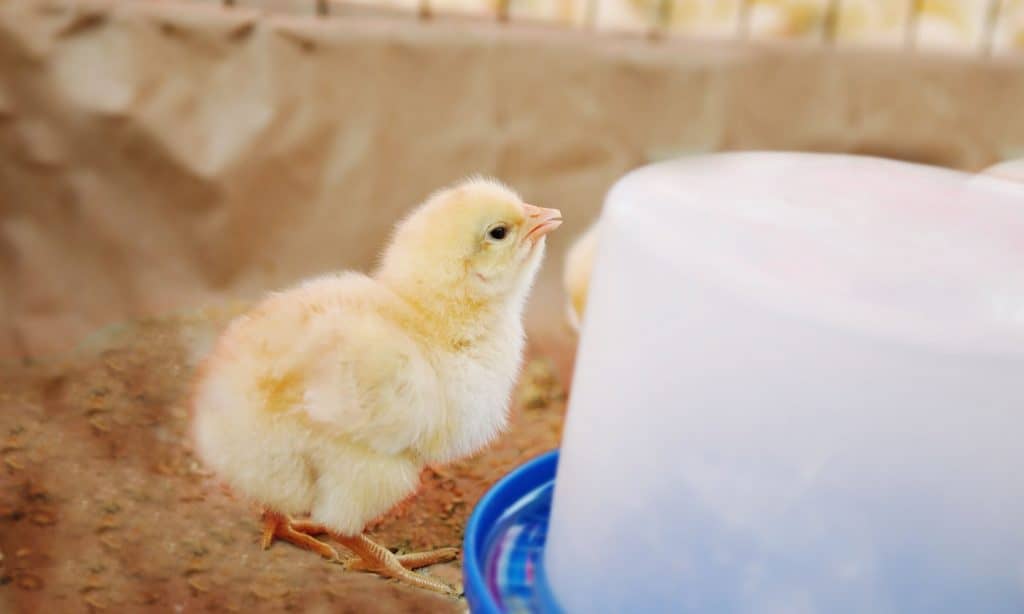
[463,450,562,614]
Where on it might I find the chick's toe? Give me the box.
[261,510,340,561]
[345,546,459,571]
[337,534,459,595]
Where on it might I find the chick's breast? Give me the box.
[191,273,445,533]
[427,315,525,464]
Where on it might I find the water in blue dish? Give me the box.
[482,482,556,614]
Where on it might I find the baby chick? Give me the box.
[833,0,911,44]
[746,0,831,39]
[982,159,1024,183]
[562,158,1024,332]
[191,178,562,594]
[914,0,985,49]
[563,219,600,332]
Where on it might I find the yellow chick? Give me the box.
[563,219,600,332]
[593,0,659,30]
[506,0,587,24]
[747,0,830,39]
[670,0,743,34]
[993,0,1024,51]
[834,0,911,44]
[564,158,1023,333]
[191,178,562,594]
[914,0,985,48]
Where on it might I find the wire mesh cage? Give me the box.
[198,0,1022,56]
[0,0,1022,612]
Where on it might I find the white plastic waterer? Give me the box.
[543,153,1024,613]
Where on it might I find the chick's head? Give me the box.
[378,178,562,305]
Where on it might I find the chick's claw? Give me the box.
[260,511,339,561]
[337,534,460,595]
[350,556,460,596]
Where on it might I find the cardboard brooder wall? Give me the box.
[1,0,1023,364]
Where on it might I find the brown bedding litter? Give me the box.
[0,306,569,613]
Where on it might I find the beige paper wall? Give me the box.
[1,0,1023,363]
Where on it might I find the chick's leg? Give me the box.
[335,533,459,595]
[289,519,329,535]
[261,510,339,560]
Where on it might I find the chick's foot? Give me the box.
[261,510,339,561]
[346,547,459,571]
[289,518,329,535]
[336,533,460,595]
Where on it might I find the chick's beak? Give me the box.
[522,203,563,243]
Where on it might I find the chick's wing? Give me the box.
[289,309,443,457]
[219,274,443,458]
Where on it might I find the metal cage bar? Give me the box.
[212,0,1014,57]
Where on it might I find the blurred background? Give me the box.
[0,1,1022,612]
[2,0,1023,367]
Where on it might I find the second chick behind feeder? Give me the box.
[563,220,600,332]
[191,178,562,594]
[562,159,1024,332]
[982,159,1024,183]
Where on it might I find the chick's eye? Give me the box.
[488,225,508,241]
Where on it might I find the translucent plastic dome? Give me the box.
[545,153,1024,614]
